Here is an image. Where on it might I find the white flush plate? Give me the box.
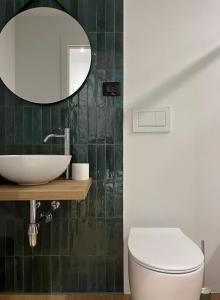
[133,107,171,133]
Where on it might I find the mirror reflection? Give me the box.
[0,7,91,104]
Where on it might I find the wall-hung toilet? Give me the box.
[128,228,204,300]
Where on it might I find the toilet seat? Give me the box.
[128,227,204,274]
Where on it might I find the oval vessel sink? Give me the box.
[0,155,71,185]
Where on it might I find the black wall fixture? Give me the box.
[103,82,121,97]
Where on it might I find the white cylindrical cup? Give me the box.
[72,163,89,180]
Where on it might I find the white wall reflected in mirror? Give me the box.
[69,47,91,95]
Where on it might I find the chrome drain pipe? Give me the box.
[28,200,39,247]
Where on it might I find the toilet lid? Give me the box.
[128,227,204,274]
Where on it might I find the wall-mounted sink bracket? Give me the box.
[28,200,61,247]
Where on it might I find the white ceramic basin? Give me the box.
[0,155,72,185]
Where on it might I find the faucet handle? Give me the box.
[52,127,63,134]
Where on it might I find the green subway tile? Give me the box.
[97,106,106,144]
[96,70,106,107]
[97,145,106,180]
[72,144,88,163]
[51,256,61,293]
[88,33,97,71]
[87,256,97,292]
[78,256,87,292]
[97,33,106,69]
[69,201,79,219]
[50,219,61,255]
[96,256,106,292]
[106,0,115,32]
[60,256,78,293]
[5,257,14,292]
[87,180,97,217]
[105,180,114,217]
[14,219,24,256]
[88,0,97,32]
[5,106,14,145]
[97,0,105,32]
[115,0,123,32]
[0,81,5,105]
[42,105,51,138]
[114,179,123,218]
[0,107,5,144]
[88,144,97,179]
[87,72,96,107]
[67,0,78,19]
[77,0,88,31]
[32,257,42,293]
[51,104,62,139]
[78,106,88,144]
[115,33,123,70]
[55,200,69,218]
[40,222,51,255]
[78,219,96,255]
[106,33,115,70]
[106,106,114,144]
[115,256,123,292]
[14,201,29,218]
[23,257,33,293]
[5,219,15,257]
[0,219,5,257]
[115,107,123,144]
[105,220,115,255]
[69,218,79,255]
[106,256,115,292]
[14,104,23,144]
[88,107,97,143]
[115,144,123,179]
[0,257,5,292]
[60,219,70,255]
[51,143,64,155]
[106,145,115,180]
[96,181,105,218]
[32,105,42,144]
[4,88,15,107]
[41,256,52,293]
[96,219,106,255]
[23,107,33,144]
[14,257,24,293]
[78,82,88,106]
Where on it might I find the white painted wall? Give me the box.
[124,0,220,293]
[0,19,15,90]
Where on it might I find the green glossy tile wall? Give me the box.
[0,0,123,294]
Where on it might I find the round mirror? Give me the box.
[0,7,91,104]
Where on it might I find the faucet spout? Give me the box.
[43,133,64,143]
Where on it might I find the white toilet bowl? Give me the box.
[128,228,204,300]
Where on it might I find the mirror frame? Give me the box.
[0,6,92,105]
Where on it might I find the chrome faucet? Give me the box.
[44,128,70,179]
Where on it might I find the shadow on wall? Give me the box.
[133,45,220,110]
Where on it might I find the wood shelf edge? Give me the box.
[0,178,92,201]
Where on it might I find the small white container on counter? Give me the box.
[72,163,89,180]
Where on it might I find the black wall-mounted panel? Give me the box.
[103,82,121,96]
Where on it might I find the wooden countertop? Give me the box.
[0,179,92,201]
